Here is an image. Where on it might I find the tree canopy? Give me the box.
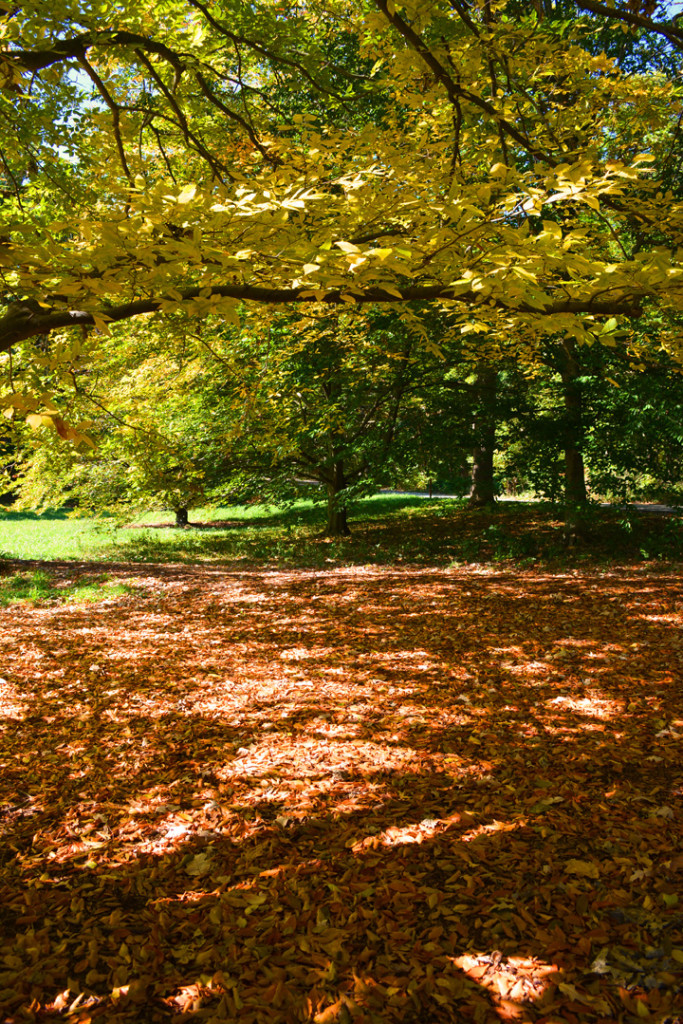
[1,0,682,373]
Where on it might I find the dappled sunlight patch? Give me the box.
[637,612,681,625]
[358,810,478,850]
[453,953,561,1012]
[506,660,549,678]
[545,694,616,718]
[0,563,682,1022]
[280,646,314,661]
[0,677,25,720]
[459,818,525,845]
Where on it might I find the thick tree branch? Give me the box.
[0,286,644,353]
[1,30,184,74]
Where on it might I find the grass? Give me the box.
[0,568,137,607]
[0,493,681,569]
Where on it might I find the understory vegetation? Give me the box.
[1,496,682,574]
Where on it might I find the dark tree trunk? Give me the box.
[560,341,588,505]
[469,364,497,507]
[325,462,351,537]
[565,448,587,504]
[175,507,189,527]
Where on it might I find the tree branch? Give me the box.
[78,56,133,183]
[1,30,184,75]
[193,70,280,167]
[0,285,645,353]
[371,0,558,166]
[133,49,231,182]
[576,1,683,51]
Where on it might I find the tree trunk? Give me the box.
[469,364,497,507]
[175,507,189,527]
[325,462,351,537]
[560,341,588,505]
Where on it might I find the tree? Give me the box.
[14,320,237,523]
[1,0,682,399]
[487,323,683,507]
[209,306,418,535]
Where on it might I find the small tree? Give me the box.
[14,322,236,522]
[213,306,418,536]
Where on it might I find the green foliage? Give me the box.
[2,496,681,569]
[13,319,240,519]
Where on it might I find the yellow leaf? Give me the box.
[541,220,562,240]
[91,314,112,336]
[565,859,599,879]
[176,184,197,203]
[185,852,212,877]
[26,413,50,430]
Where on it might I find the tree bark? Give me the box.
[560,341,588,504]
[0,292,644,355]
[469,364,497,507]
[175,507,189,527]
[325,462,351,537]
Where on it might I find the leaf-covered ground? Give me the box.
[1,560,682,1023]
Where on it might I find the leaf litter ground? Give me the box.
[0,561,682,1023]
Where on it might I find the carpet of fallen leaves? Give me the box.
[1,560,682,1024]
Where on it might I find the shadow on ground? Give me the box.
[0,563,681,1022]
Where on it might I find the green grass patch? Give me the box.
[0,494,435,565]
[0,569,137,608]
[0,494,681,570]
[0,508,107,562]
